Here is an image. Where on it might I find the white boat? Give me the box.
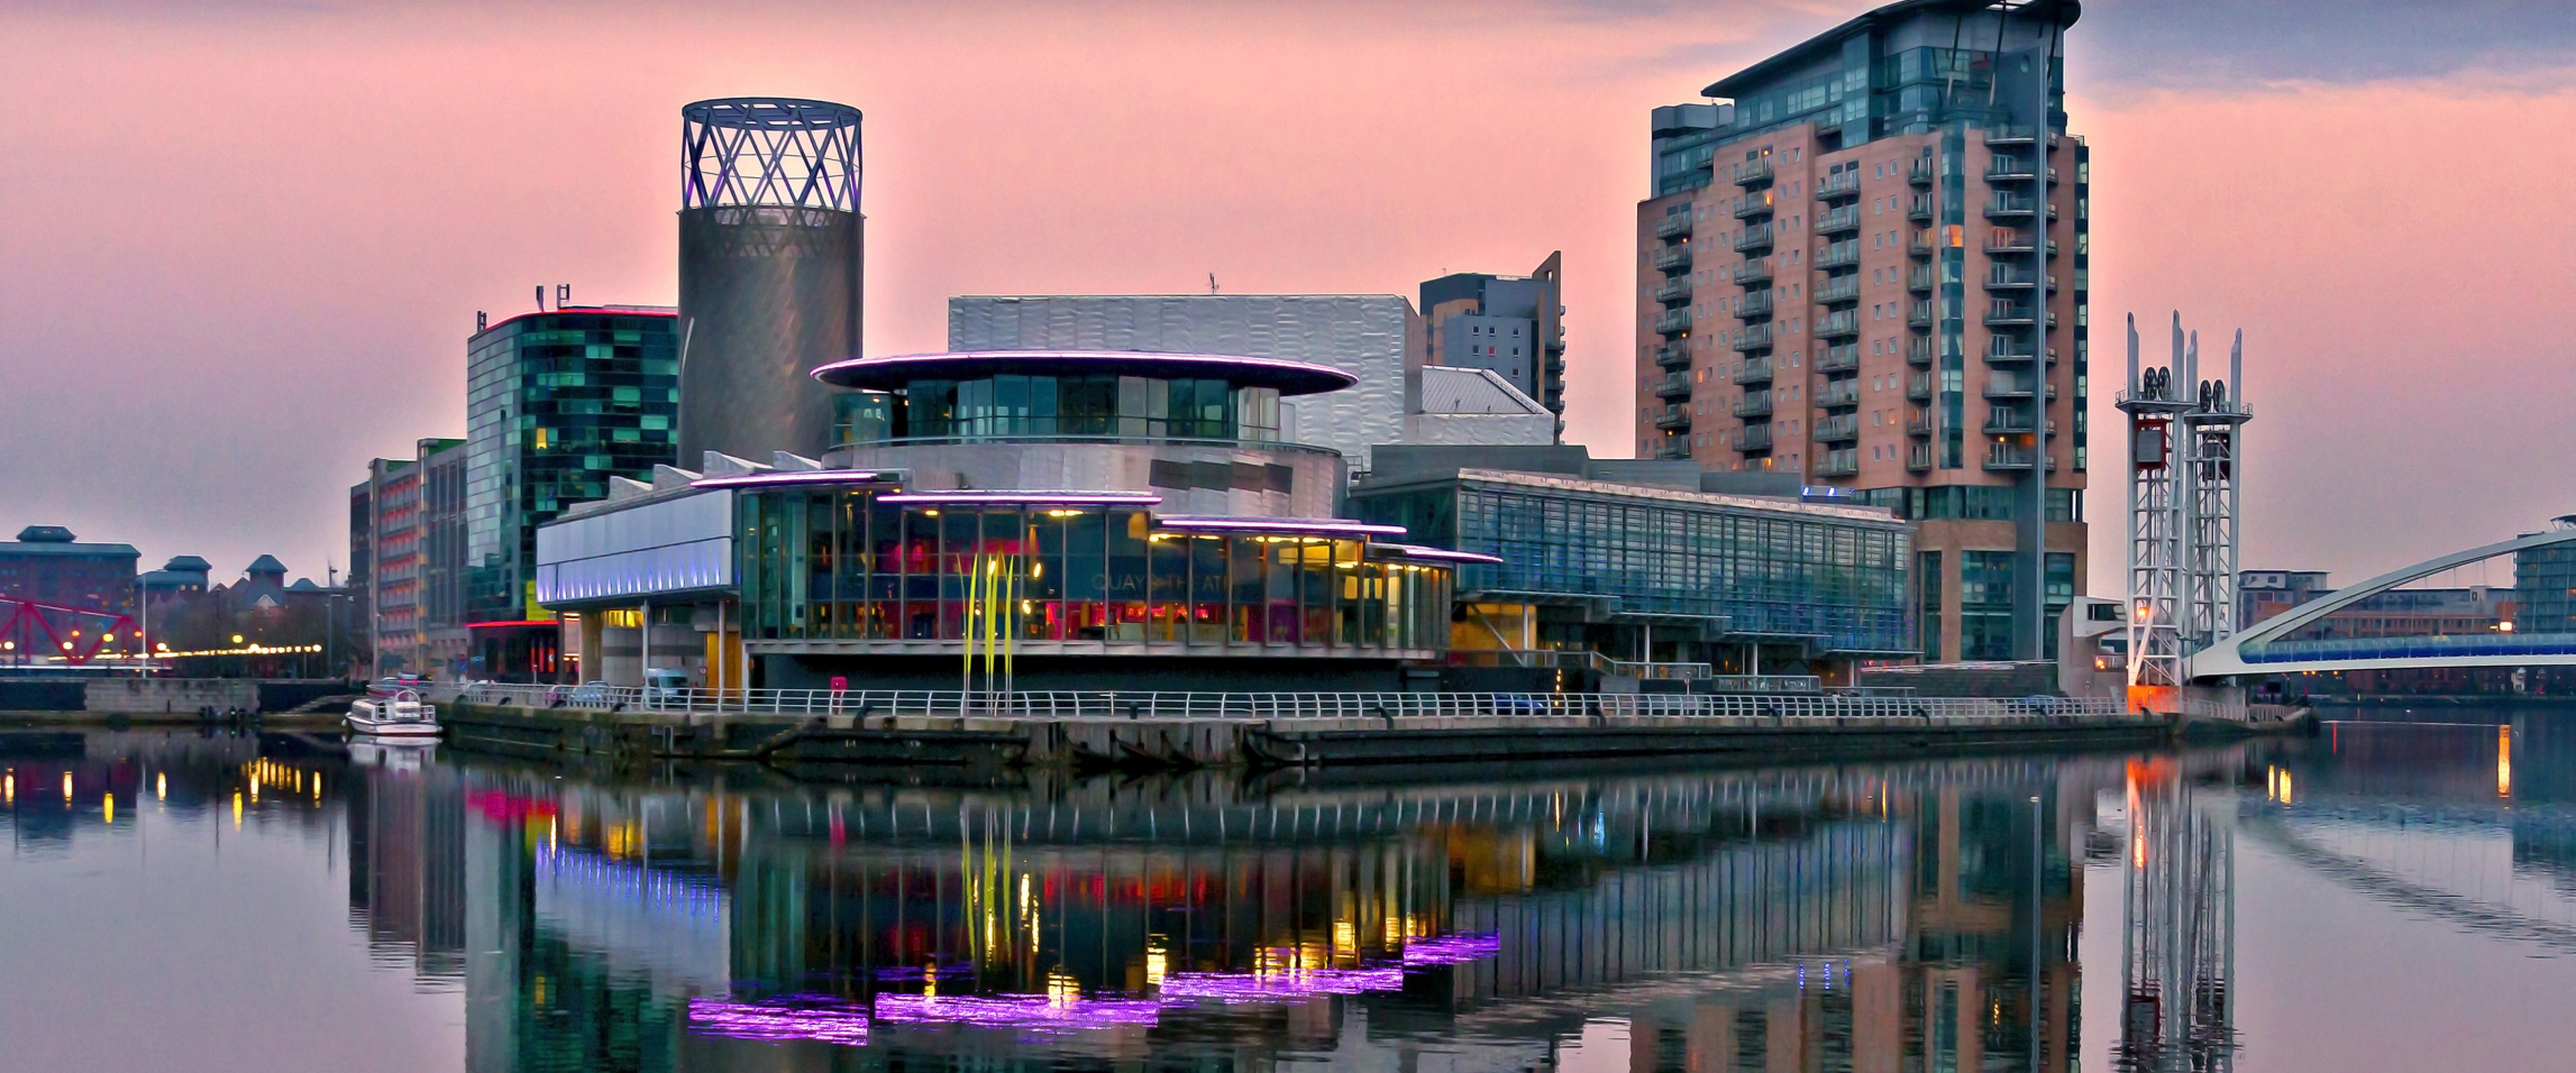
[346,689,442,738]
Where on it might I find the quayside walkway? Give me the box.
[427,683,2179,769]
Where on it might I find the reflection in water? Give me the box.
[40,720,2576,1069]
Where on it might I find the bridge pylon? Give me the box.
[2118,316,2194,701]
[2121,314,2251,703]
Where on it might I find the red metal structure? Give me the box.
[0,596,138,666]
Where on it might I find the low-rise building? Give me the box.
[1350,445,1915,681]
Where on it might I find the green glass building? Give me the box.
[464,305,680,680]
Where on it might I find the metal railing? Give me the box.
[437,681,2131,724]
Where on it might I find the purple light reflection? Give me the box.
[872,993,1163,1034]
[1157,967,1406,1003]
[1400,932,1502,966]
[687,995,871,1046]
[690,469,888,490]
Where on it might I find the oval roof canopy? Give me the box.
[812,351,1357,397]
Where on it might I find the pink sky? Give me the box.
[3,1,2572,595]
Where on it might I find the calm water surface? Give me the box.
[7,713,2575,1071]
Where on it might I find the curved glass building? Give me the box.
[541,351,1485,692]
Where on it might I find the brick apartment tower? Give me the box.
[1636,0,2089,662]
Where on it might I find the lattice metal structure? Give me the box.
[2119,762,2236,1072]
[677,97,865,463]
[2119,315,2190,691]
[682,98,861,212]
[2182,331,2251,654]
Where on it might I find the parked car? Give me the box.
[643,668,691,705]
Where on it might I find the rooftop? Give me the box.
[1702,0,2080,99]
[812,350,1358,396]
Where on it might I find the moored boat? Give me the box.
[346,687,441,738]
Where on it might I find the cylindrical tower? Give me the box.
[678,97,863,463]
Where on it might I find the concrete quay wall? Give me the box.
[438,701,2184,770]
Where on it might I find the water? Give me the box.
[6,714,2575,1072]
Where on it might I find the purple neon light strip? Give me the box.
[871,993,1163,1033]
[811,349,1356,387]
[877,490,1162,506]
[1152,516,1406,536]
[688,995,870,1046]
[1378,544,1504,565]
[690,469,888,490]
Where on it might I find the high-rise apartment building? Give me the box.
[1421,253,1566,437]
[355,437,465,677]
[1636,0,2088,661]
[464,306,679,680]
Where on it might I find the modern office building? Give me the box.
[464,306,680,681]
[536,351,1487,692]
[1350,445,1915,680]
[677,97,864,463]
[1637,0,2088,661]
[1420,253,1568,436]
[356,437,466,677]
[2516,516,2576,635]
[0,525,138,616]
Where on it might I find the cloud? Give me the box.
[2076,0,2576,89]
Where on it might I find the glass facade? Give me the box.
[837,374,1282,445]
[464,311,680,626]
[2518,541,2576,635]
[735,490,1450,655]
[1960,550,2016,661]
[1354,475,1913,654]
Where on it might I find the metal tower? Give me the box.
[2181,331,2251,655]
[2118,315,2190,693]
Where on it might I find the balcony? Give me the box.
[1982,304,2055,330]
[1813,275,1860,304]
[1654,213,1695,239]
[1909,157,1935,186]
[1908,231,1936,258]
[1982,374,2057,400]
[1815,205,1861,235]
[1982,411,2060,436]
[1814,309,1860,339]
[1986,156,2037,182]
[1814,450,1859,477]
[1654,278,1693,305]
[1815,241,1860,269]
[1653,373,1693,400]
[1735,290,1774,319]
[1732,257,1772,284]
[1907,265,1937,293]
[1906,410,1936,437]
[1652,246,1693,274]
[1546,329,1567,353]
[1653,405,1692,432]
[1983,235,2057,259]
[1733,192,1776,219]
[1983,125,2044,146]
[1654,309,1694,336]
[1652,441,1693,461]
[1733,158,1774,187]
[1732,324,1775,351]
[1907,337,1935,367]
[1907,300,1934,329]
[1984,194,2040,220]
[1815,170,1860,199]
[1733,392,1774,418]
[1652,343,1692,370]
[1983,444,2058,471]
[1816,378,1860,408]
[1814,413,1860,442]
[1813,345,1859,373]
[1908,194,1935,222]
[1906,443,1934,471]
[1738,355,1775,383]
[1983,268,2055,291]
[1906,370,1935,401]
[1731,223,1776,252]
[1737,424,1774,453]
[1983,342,2041,364]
